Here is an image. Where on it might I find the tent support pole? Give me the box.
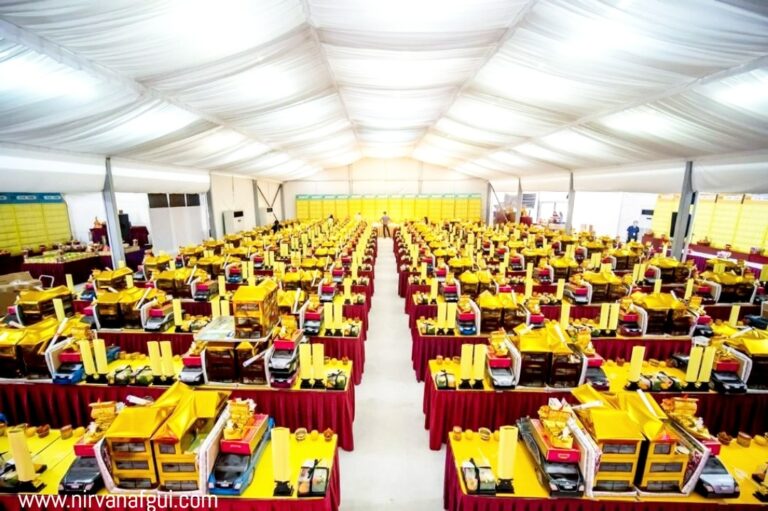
[485,181,493,224]
[515,179,523,223]
[206,190,216,238]
[565,172,575,234]
[102,157,126,269]
[671,161,694,260]
[279,183,286,221]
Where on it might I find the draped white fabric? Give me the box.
[0,0,766,187]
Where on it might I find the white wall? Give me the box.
[254,179,283,225]
[209,173,257,237]
[282,158,488,218]
[64,192,107,243]
[572,192,656,237]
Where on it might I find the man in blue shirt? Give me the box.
[627,221,640,242]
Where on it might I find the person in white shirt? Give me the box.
[355,212,362,222]
[380,211,391,237]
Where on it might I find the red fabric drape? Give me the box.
[423,379,768,451]
[0,381,356,451]
[22,256,101,286]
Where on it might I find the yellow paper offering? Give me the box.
[160,341,174,377]
[560,301,571,330]
[79,340,95,375]
[8,429,35,482]
[459,344,473,381]
[628,346,645,382]
[631,264,641,283]
[65,274,75,292]
[728,305,740,327]
[172,299,183,327]
[600,262,612,273]
[698,346,717,383]
[446,303,458,329]
[497,425,518,480]
[210,297,221,318]
[333,301,343,329]
[598,303,609,330]
[434,301,446,329]
[218,276,227,297]
[684,279,694,300]
[126,274,134,288]
[312,343,325,382]
[526,263,533,280]
[472,344,486,381]
[93,338,109,374]
[685,345,703,382]
[53,298,66,322]
[271,427,291,482]
[524,278,533,299]
[653,278,662,295]
[147,341,162,375]
[299,343,313,380]
[220,299,230,317]
[556,279,565,300]
[608,303,620,330]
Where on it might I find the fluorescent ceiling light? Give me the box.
[601,109,672,134]
[0,58,97,99]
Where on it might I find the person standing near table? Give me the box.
[381,211,391,238]
[627,220,640,242]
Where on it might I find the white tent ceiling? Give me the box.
[0,0,767,183]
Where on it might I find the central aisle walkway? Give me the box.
[340,237,444,510]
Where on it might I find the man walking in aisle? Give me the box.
[381,211,391,238]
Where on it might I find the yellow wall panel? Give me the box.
[388,196,403,222]
[467,198,482,221]
[348,197,362,218]
[428,196,442,221]
[414,196,429,221]
[732,196,767,251]
[691,194,715,242]
[709,195,742,247]
[295,198,310,220]
[441,196,455,220]
[651,195,677,237]
[402,196,415,219]
[335,197,349,219]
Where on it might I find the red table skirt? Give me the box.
[97,330,194,355]
[423,379,768,450]
[399,271,416,297]
[0,381,356,451]
[0,450,341,511]
[310,335,365,385]
[22,256,101,286]
[442,443,754,511]
[410,304,603,329]
[404,284,430,313]
[411,332,488,382]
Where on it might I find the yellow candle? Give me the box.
[460,344,473,381]
[653,278,662,295]
[53,298,66,322]
[78,340,96,376]
[147,341,162,375]
[126,274,134,288]
[247,260,254,280]
[312,343,325,382]
[436,302,447,329]
[598,303,609,330]
[590,253,601,269]
[685,345,703,382]
[160,341,175,377]
[631,264,641,283]
[220,299,230,317]
[503,251,510,265]
[728,305,740,328]
[93,338,109,374]
[608,304,620,330]
[555,279,565,300]
[684,279,694,300]
[172,299,183,327]
[525,263,533,280]
[280,243,288,257]
[472,344,487,381]
[429,279,438,300]
[344,278,352,300]
[333,301,343,329]
[65,274,75,292]
[628,346,645,382]
[420,262,427,280]
[248,276,256,287]
[271,427,291,482]
[299,343,313,380]
[497,425,518,480]
[323,303,333,329]
[698,346,717,384]
[218,276,227,297]
[524,278,533,299]
[8,428,35,482]
[560,301,571,330]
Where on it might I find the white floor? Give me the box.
[339,237,445,510]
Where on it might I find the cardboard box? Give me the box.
[0,271,43,310]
